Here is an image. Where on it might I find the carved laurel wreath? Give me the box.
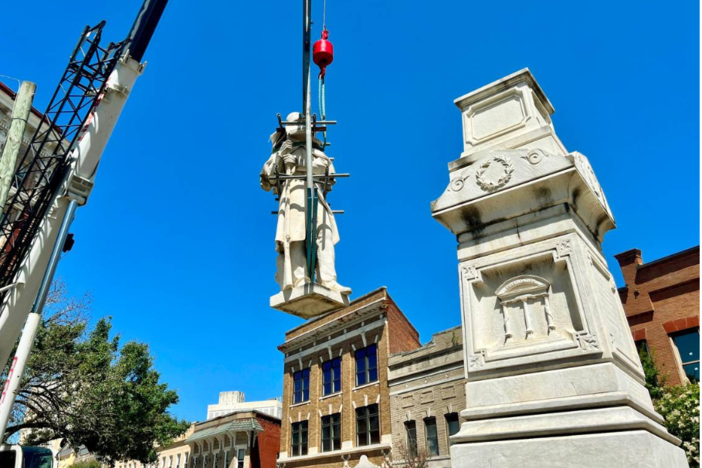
[475,155,514,192]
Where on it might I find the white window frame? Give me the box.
[670,328,700,383]
[234,446,246,468]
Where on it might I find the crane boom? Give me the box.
[0,0,169,439]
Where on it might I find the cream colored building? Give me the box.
[207,392,282,420]
[117,425,194,468]
[388,326,466,468]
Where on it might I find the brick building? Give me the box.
[388,326,465,468]
[117,425,194,468]
[276,288,421,468]
[187,410,281,468]
[615,246,700,386]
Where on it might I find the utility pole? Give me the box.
[0,82,36,212]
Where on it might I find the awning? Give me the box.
[185,419,263,443]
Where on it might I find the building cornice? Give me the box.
[277,443,391,464]
[279,298,387,353]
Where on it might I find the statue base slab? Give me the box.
[450,430,689,468]
[270,283,349,318]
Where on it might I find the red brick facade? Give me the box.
[615,246,700,386]
[253,414,281,468]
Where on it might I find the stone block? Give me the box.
[433,69,689,467]
[450,430,688,468]
[270,284,349,319]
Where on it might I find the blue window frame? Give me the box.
[355,344,378,386]
[293,368,310,403]
[322,357,342,395]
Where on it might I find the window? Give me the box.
[445,413,460,445]
[176,455,181,468]
[223,452,228,468]
[293,368,310,404]
[424,417,439,457]
[672,329,700,382]
[291,421,309,456]
[355,344,378,386]
[356,404,380,446]
[236,449,245,468]
[404,421,417,457]
[322,357,342,395]
[321,413,341,452]
[169,456,173,468]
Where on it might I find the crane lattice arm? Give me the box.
[0,23,125,302]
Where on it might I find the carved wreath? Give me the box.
[475,155,514,192]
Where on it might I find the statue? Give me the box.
[260,112,351,296]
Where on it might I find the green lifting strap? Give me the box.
[318,76,327,147]
[306,186,319,284]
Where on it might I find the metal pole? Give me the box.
[0,312,40,442]
[31,200,78,314]
[302,0,311,113]
[303,0,318,284]
[0,199,77,442]
[0,82,36,214]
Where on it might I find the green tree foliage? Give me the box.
[638,344,665,399]
[2,281,190,465]
[70,460,102,468]
[654,383,700,467]
[639,344,700,466]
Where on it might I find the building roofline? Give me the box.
[282,286,388,338]
[389,324,461,360]
[382,291,420,338]
[194,409,281,428]
[635,245,700,272]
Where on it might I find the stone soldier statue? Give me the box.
[260,112,351,295]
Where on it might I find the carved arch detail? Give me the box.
[495,275,555,342]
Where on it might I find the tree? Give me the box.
[638,343,665,400]
[654,382,700,467]
[2,281,190,465]
[639,344,700,466]
[70,461,102,468]
[393,441,428,468]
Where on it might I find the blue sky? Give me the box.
[1,0,698,423]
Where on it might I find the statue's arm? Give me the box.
[260,152,280,192]
[312,150,336,190]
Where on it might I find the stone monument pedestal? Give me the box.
[270,283,349,318]
[431,69,688,467]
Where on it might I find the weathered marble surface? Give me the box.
[260,112,351,296]
[270,282,349,318]
[451,431,689,468]
[434,69,688,467]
